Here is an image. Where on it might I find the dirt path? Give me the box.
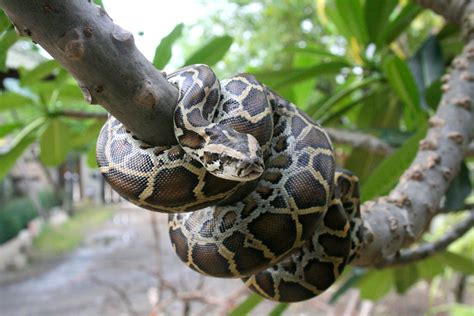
[0,203,467,316]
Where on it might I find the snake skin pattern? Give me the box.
[96,64,362,302]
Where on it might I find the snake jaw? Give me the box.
[203,150,264,181]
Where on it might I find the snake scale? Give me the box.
[96,64,363,302]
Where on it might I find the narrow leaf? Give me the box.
[334,0,369,46]
[39,119,72,166]
[357,269,393,300]
[153,23,184,69]
[183,35,233,67]
[0,118,46,180]
[269,303,289,316]
[394,264,419,294]
[228,293,264,316]
[382,3,423,44]
[361,125,427,201]
[0,122,22,138]
[0,92,35,111]
[408,36,444,109]
[0,28,17,72]
[437,251,474,275]
[364,0,398,45]
[21,60,60,86]
[383,55,423,129]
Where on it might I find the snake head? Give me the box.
[203,133,264,182]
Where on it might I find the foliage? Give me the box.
[0,197,37,244]
[33,205,113,254]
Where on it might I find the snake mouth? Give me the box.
[237,160,265,180]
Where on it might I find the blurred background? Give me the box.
[0,0,473,315]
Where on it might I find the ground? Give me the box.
[0,203,471,316]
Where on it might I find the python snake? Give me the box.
[96,64,363,302]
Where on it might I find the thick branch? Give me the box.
[375,210,474,267]
[0,0,178,146]
[353,1,474,266]
[325,128,394,156]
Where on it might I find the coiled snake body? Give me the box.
[97,64,363,302]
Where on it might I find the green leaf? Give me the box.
[425,78,442,109]
[383,55,423,130]
[357,269,393,300]
[0,122,22,138]
[0,118,46,180]
[183,35,233,67]
[39,119,72,166]
[94,0,105,9]
[443,162,472,212]
[253,61,348,90]
[153,23,184,69]
[21,60,60,86]
[70,119,105,149]
[0,28,17,72]
[415,255,445,279]
[228,293,264,316]
[269,303,289,316]
[364,0,398,45]
[382,3,423,44]
[408,36,444,109]
[437,251,474,275]
[0,92,35,111]
[394,264,419,294]
[334,0,369,46]
[310,75,381,118]
[361,125,427,201]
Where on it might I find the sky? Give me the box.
[103,0,208,62]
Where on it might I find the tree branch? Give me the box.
[0,0,178,146]
[353,1,474,266]
[325,127,394,156]
[375,210,474,267]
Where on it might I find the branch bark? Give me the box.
[354,0,474,266]
[0,0,178,146]
[375,210,474,267]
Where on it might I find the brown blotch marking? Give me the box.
[270,195,288,209]
[241,197,259,218]
[110,139,133,164]
[199,219,216,238]
[296,127,332,151]
[225,79,248,95]
[125,152,154,173]
[191,244,231,277]
[263,171,282,184]
[291,115,306,138]
[274,137,287,153]
[223,232,270,274]
[242,87,268,116]
[285,170,328,209]
[298,212,323,241]
[248,213,296,257]
[278,280,316,302]
[103,168,148,200]
[312,154,335,187]
[147,167,199,207]
[318,233,350,258]
[182,86,206,109]
[178,130,204,149]
[303,258,337,291]
[169,227,189,263]
[271,154,292,169]
[201,172,239,197]
[250,273,276,298]
[187,108,209,127]
[219,211,237,233]
[256,186,273,199]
